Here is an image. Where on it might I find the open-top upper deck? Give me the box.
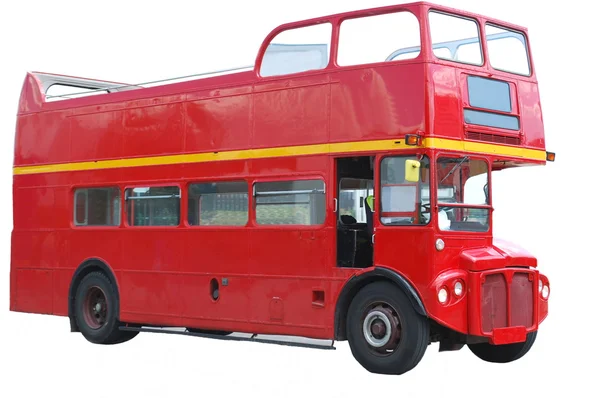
[14,1,552,176]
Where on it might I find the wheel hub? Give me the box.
[83,286,108,330]
[370,319,387,339]
[362,304,401,354]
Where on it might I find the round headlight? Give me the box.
[438,287,448,304]
[435,238,445,251]
[454,280,463,296]
[541,285,549,299]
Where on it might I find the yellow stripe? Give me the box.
[423,138,547,161]
[12,137,546,175]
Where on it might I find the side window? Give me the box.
[339,178,374,224]
[380,156,430,225]
[428,11,482,65]
[260,23,332,77]
[254,179,326,225]
[73,187,120,226]
[125,186,180,227]
[485,24,530,75]
[338,11,421,65]
[188,181,248,226]
[46,84,109,102]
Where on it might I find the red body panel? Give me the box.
[10,1,551,344]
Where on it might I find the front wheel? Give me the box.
[346,281,429,375]
[468,331,537,363]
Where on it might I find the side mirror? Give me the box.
[405,159,421,182]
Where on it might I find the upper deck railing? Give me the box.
[40,65,254,101]
[387,31,526,63]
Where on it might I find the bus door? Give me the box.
[372,154,433,279]
[334,156,375,269]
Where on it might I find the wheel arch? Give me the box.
[68,258,120,332]
[334,266,427,341]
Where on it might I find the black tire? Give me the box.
[468,331,537,363]
[187,328,232,336]
[74,272,138,344]
[346,281,429,375]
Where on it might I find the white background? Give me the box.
[0,0,597,396]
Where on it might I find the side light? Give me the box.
[405,134,422,146]
[546,151,555,162]
[435,238,445,251]
[438,287,448,304]
[454,280,464,296]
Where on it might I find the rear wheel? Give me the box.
[468,331,537,363]
[74,272,138,344]
[346,281,429,375]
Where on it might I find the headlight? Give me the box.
[539,280,543,293]
[438,287,448,304]
[541,284,549,299]
[454,280,463,296]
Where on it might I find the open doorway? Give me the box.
[336,156,374,268]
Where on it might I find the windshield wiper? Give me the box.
[440,156,469,183]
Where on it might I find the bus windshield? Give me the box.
[436,156,490,232]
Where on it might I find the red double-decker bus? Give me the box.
[10,1,553,375]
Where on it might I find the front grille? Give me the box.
[511,273,534,328]
[481,274,507,332]
[481,271,534,333]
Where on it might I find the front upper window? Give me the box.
[427,10,531,76]
[435,156,490,232]
[485,24,531,76]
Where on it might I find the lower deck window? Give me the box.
[125,186,181,226]
[254,179,325,225]
[188,181,248,226]
[74,187,120,226]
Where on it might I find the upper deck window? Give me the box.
[337,11,421,66]
[260,23,332,77]
[46,84,108,102]
[428,11,483,66]
[485,24,531,76]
